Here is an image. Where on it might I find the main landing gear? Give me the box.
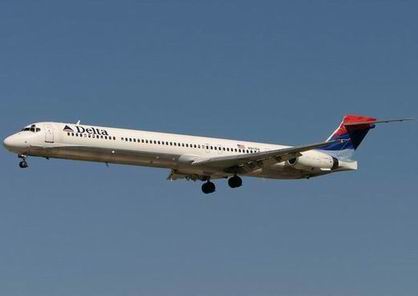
[228,175,242,188]
[201,175,243,194]
[201,181,216,194]
[18,154,28,168]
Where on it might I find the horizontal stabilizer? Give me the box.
[344,118,414,126]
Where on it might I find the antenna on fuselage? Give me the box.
[76,120,81,125]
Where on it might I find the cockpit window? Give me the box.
[21,125,41,133]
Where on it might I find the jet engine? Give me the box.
[287,154,339,171]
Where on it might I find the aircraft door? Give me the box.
[45,125,55,143]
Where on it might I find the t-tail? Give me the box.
[321,114,413,160]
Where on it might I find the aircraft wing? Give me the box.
[192,140,340,173]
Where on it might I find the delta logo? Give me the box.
[63,125,109,136]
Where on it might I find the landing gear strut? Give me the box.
[18,154,28,168]
[228,175,242,188]
[201,181,216,194]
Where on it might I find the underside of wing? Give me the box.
[191,140,340,174]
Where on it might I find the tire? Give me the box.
[202,181,216,194]
[228,176,242,188]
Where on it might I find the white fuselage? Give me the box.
[3,122,355,181]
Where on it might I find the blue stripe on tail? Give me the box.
[320,114,377,160]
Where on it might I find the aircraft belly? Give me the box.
[28,145,178,168]
[245,167,306,179]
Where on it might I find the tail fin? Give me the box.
[321,114,412,160]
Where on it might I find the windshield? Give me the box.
[21,124,41,132]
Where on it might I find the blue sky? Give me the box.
[0,1,417,295]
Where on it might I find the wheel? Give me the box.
[228,175,242,188]
[19,161,28,168]
[201,181,216,194]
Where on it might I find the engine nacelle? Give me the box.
[287,154,338,171]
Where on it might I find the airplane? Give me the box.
[3,114,412,194]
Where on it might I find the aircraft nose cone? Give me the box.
[3,134,28,152]
[3,135,14,149]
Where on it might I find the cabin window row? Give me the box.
[67,132,116,140]
[65,132,258,154]
[121,137,257,154]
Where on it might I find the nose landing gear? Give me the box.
[18,154,28,168]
